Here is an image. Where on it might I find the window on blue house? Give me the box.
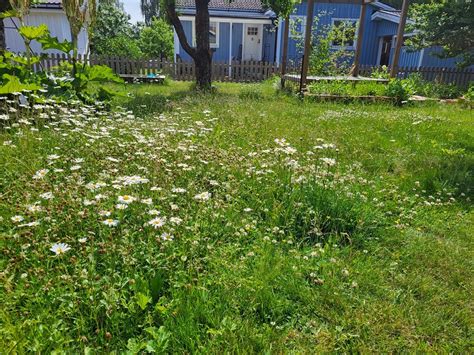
[192,20,219,48]
[330,19,358,49]
[209,22,218,47]
[289,15,306,39]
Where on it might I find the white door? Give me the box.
[243,24,262,61]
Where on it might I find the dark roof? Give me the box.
[177,0,265,12]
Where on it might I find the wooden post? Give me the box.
[390,0,410,78]
[299,0,315,92]
[280,16,290,88]
[350,1,369,77]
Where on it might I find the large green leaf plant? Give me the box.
[0,5,123,104]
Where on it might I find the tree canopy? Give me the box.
[141,0,160,25]
[409,0,474,68]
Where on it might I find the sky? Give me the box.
[121,0,144,24]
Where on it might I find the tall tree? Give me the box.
[141,0,159,25]
[0,2,12,52]
[409,0,474,68]
[164,0,212,89]
[383,0,430,9]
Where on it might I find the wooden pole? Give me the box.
[350,1,368,77]
[299,0,315,92]
[390,0,410,78]
[280,16,290,88]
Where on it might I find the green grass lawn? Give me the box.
[1,80,473,352]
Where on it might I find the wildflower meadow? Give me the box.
[1,81,472,352]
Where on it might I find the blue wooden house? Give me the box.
[174,0,466,68]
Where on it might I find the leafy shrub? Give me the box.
[465,84,474,101]
[139,18,174,59]
[400,73,463,99]
[95,35,143,59]
[370,65,390,79]
[385,79,410,105]
[429,82,462,99]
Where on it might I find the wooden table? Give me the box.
[119,74,166,84]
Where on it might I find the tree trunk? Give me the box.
[165,0,212,90]
[0,2,11,53]
[0,18,5,53]
[193,0,212,89]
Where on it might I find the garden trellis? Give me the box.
[280,0,411,91]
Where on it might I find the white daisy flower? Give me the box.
[141,198,153,205]
[99,210,111,217]
[169,217,183,225]
[102,219,119,227]
[147,217,166,229]
[27,204,43,213]
[33,169,49,180]
[117,195,136,204]
[194,191,211,201]
[50,242,71,255]
[160,232,174,241]
[40,192,54,200]
[11,215,24,223]
[115,203,128,210]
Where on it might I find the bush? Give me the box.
[139,18,174,59]
[385,79,410,105]
[95,35,143,59]
[465,84,474,101]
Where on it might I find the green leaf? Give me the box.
[0,74,41,94]
[135,292,151,310]
[19,24,49,41]
[144,327,170,352]
[125,338,146,354]
[86,65,123,84]
[7,54,41,66]
[0,10,19,19]
[38,35,73,53]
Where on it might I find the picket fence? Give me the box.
[33,54,473,87]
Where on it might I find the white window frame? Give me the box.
[289,15,306,39]
[330,18,358,50]
[190,19,220,48]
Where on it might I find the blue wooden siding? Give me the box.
[178,20,193,62]
[279,2,383,65]
[231,23,243,61]
[375,20,397,37]
[177,21,275,63]
[263,25,276,62]
[422,47,466,68]
[213,22,230,62]
[393,48,421,67]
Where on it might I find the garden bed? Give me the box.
[305,93,396,103]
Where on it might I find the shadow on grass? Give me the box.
[118,86,241,117]
[418,153,474,201]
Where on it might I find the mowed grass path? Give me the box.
[1,81,473,352]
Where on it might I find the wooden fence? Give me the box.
[33,54,473,87]
[359,65,473,88]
